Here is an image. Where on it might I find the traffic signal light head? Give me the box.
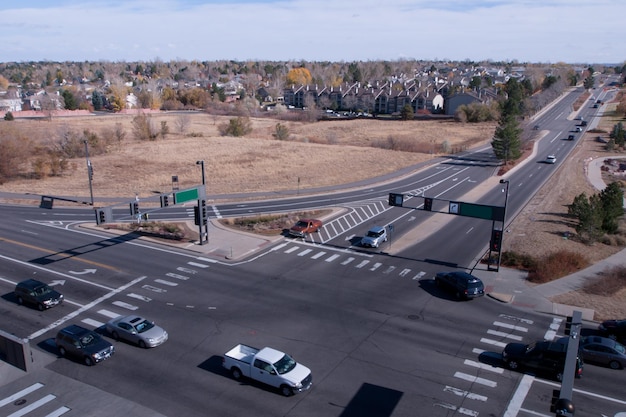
[490,228,503,252]
[97,209,106,225]
[388,193,404,207]
[161,195,169,207]
[423,197,433,211]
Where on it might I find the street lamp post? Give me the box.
[84,140,94,207]
[196,160,207,245]
[495,179,510,271]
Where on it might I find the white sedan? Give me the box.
[546,155,557,164]
[106,315,168,348]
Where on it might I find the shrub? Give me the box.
[500,251,537,270]
[4,111,14,121]
[273,123,290,140]
[527,250,589,283]
[218,117,252,137]
[582,266,626,296]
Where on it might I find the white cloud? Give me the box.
[0,0,623,63]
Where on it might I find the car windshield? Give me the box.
[34,286,52,296]
[614,343,626,354]
[273,354,297,375]
[134,320,154,333]
[80,333,100,347]
[295,221,307,227]
[367,230,382,238]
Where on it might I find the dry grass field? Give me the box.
[2,113,495,199]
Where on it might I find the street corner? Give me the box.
[486,291,514,303]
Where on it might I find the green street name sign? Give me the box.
[173,187,200,205]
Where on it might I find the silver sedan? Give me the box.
[106,315,168,348]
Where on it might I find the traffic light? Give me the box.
[97,209,106,225]
[161,195,170,207]
[564,315,573,336]
[490,228,503,252]
[201,200,208,222]
[388,193,404,207]
[130,202,139,215]
[423,197,433,211]
[193,205,200,226]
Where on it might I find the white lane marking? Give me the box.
[176,267,197,274]
[7,393,56,417]
[412,271,426,280]
[270,243,288,251]
[355,260,369,268]
[127,293,151,302]
[464,359,504,374]
[399,269,411,277]
[472,348,485,355]
[433,402,478,416]
[154,279,178,287]
[142,285,166,293]
[499,314,533,325]
[196,257,218,264]
[480,337,507,348]
[325,254,340,262]
[0,383,44,407]
[284,247,299,254]
[454,371,497,387]
[486,329,523,341]
[298,249,313,256]
[369,262,382,271]
[341,257,355,265]
[45,406,71,417]
[112,301,138,310]
[188,261,210,268]
[27,276,146,341]
[81,318,104,328]
[97,309,120,319]
[382,266,396,274]
[166,273,189,280]
[311,251,326,259]
[443,385,488,401]
[503,374,535,417]
[493,321,528,332]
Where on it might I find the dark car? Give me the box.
[55,325,114,366]
[502,340,583,381]
[599,319,626,344]
[434,271,484,300]
[14,279,63,311]
[558,336,626,370]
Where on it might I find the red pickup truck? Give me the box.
[289,219,323,238]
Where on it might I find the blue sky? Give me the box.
[1,0,624,64]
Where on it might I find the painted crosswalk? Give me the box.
[0,383,70,417]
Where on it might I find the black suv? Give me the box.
[55,325,114,366]
[502,340,583,381]
[434,271,484,300]
[14,279,63,311]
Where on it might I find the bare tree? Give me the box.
[174,114,191,135]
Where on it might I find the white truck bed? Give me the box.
[224,344,259,364]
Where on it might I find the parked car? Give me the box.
[360,226,387,248]
[288,219,323,238]
[558,336,626,370]
[599,319,626,344]
[105,315,168,348]
[14,279,63,311]
[55,324,114,366]
[502,340,583,381]
[434,271,484,300]
[546,155,557,164]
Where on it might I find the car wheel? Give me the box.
[138,340,147,349]
[37,303,45,311]
[556,372,563,382]
[17,296,24,306]
[231,367,242,380]
[58,346,66,357]
[84,356,94,366]
[507,360,519,370]
[280,384,293,397]
[609,360,622,370]
[111,331,120,341]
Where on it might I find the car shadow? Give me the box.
[417,278,472,301]
[198,355,286,396]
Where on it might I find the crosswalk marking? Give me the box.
[493,321,528,332]
[81,318,104,328]
[127,293,151,302]
[166,272,190,280]
[369,262,382,271]
[8,393,56,417]
[187,261,210,268]
[443,386,488,401]
[154,279,178,287]
[341,257,355,265]
[325,254,340,262]
[284,246,300,254]
[399,269,411,277]
[355,260,369,268]
[297,249,313,256]
[434,402,479,417]
[112,300,138,310]
[0,383,44,407]
[311,251,326,259]
[479,337,507,348]
[454,371,497,388]
[382,266,396,274]
[464,359,504,374]
[45,406,71,417]
[486,329,523,341]
[97,309,120,319]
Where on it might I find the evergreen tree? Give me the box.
[600,182,624,233]
[61,89,78,110]
[491,114,522,164]
[92,90,103,110]
[568,192,605,242]
[400,104,414,120]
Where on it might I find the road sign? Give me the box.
[449,201,504,221]
[173,187,200,205]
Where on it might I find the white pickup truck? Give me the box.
[222,344,313,396]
